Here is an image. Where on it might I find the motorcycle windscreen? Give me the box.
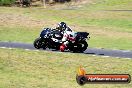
[40,28,51,38]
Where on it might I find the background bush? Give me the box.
[0,0,15,5]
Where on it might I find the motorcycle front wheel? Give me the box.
[33,37,43,49]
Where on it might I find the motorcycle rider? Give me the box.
[54,22,77,52]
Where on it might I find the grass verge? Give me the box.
[0,48,132,88]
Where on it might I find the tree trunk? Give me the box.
[43,0,46,8]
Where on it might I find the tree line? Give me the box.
[0,0,73,6]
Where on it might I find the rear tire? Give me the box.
[73,41,88,53]
[80,41,88,52]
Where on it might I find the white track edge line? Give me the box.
[0,47,131,59]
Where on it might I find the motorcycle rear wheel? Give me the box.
[72,41,88,53]
[80,41,88,52]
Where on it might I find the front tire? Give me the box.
[33,37,42,49]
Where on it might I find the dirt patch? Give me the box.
[0,13,54,28]
[71,25,132,39]
[48,0,94,10]
[73,0,95,8]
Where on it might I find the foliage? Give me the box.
[0,0,15,5]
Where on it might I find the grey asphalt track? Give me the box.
[0,41,132,59]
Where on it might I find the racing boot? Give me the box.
[60,43,67,52]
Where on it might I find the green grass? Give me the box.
[0,1,132,87]
[0,26,39,43]
[81,0,132,10]
[0,0,132,50]
[0,48,132,88]
[89,35,132,50]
